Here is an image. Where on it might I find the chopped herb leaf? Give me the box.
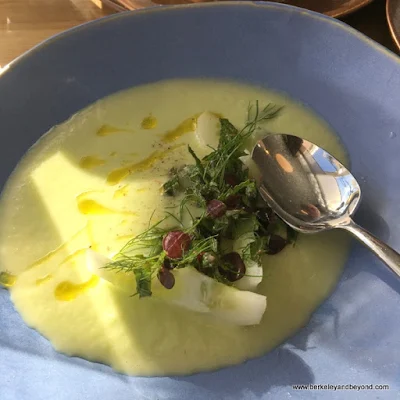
[134,269,152,298]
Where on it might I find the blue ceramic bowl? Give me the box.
[1,3,400,399]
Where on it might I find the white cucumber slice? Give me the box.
[195,112,220,150]
[86,249,266,326]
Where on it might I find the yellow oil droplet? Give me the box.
[77,199,114,215]
[113,185,129,199]
[0,271,17,288]
[161,116,198,143]
[96,125,133,136]
[27,227,87,271]
[36,274,53,286]
[141,115,158,130]
[77,197,137,216]
[275,153,294,173]
[60,249,87,266]
[54,275,99,301]
[106,144,184,185]
[75,191,104,207]
[79,156,106,170]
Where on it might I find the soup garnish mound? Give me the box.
[90,102,295,326]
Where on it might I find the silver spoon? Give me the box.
[251,133,400,277]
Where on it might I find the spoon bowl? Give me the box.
[252,134,400,277]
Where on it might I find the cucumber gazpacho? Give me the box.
[0,79,350,376]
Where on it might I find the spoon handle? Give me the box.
[341,220,400,277]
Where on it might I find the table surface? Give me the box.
[0,0,398,68]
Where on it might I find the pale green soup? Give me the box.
[0,79,350,376]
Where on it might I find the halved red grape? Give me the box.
[220,252,246,281]
[157,267,175,289]
[207,199,227,218]
[266,235,287,255]
[162,231,191,259]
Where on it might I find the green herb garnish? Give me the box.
[104,101,297,297]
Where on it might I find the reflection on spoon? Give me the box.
[252,133,400,278]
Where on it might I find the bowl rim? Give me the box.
[0,1,399,81]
